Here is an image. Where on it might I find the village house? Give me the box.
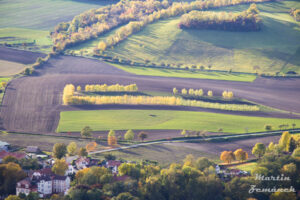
[0,141,10,151]
[0,150,27,163]
[16,168,70,197]
[75,157,99,169]
[26,146,41,154]
[106,160,122,174]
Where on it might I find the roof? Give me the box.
[0,150,27,159]
[107,160,121,167]
[0,141,9,147]
[76,157,90,164]
[26,146,40,153]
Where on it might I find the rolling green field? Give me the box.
[0,28,53,52]
[57,110,300,133]
[111,63,257,82]
[0,0,114,52]
[75,1,300,74]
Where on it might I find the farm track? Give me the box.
[1,48,300,134]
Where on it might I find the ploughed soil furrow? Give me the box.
[1,50,300,134]
[0,46,46,64]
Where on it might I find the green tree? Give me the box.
[112,192,138,200]
[234,149,248,162]
[52,143,67,159]
[78,147,88,157]
[181,129,187,137]
[269,190,297,200]
[0,163,26,195]
[26,192,39,200]
[108,130,116,137]
[292,147,300,158]
[251,166,268,176]
[278,131,291,151]
[181,88,187,95]
[173,88,178,95]
[195,157,215,171]
[2,156,18,164]
[81,126,93,138]
[67,142,77,156]
[5,195,21,200]
[104,154,116,161]
[207,90,213,97]
[264,124,272,131]
[138,131,148,142]
[252,143,266,158]
[52,159,68,176]
[124,130,135,141]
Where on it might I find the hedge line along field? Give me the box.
[57,109,300,133]
[110,63,257,82]
[87,1,300,74]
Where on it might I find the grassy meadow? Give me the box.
[0,0,114,52]
[75,1,300,74]
[57,110,300,133]
[110,63,257,82]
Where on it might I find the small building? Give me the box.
[75,157,100,170]
[16,178,37,196]
[106,160,122,174]
[26,146,41,154]
[0,141,10,151]
[0,150,27,163]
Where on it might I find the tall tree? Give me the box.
[138,131,148,142]
[81,126,93,138]
[52,159,68,176]
[278,131,291,151]
[220,151,235,164]
[252,143,266,158]
[67,142,77,156]
[53,143,67,159]
[234,149,248,162]
[124,130,135,141]
[78,147,88,157]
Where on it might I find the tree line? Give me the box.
[65,91,259,111]
[179,4,261,31]
[84,83,138,92]
[173,87,234,99]
[290,8,300,22]
[51,0,273,53]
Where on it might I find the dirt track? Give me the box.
[1,50,300,134]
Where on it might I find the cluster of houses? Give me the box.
[215,164,249,181]
[0,141,123,198]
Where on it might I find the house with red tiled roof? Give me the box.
[106,160,122,174]
[0,150,27,163]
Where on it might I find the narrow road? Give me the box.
[89,129,300,155]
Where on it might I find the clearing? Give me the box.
[57,109,300,133]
